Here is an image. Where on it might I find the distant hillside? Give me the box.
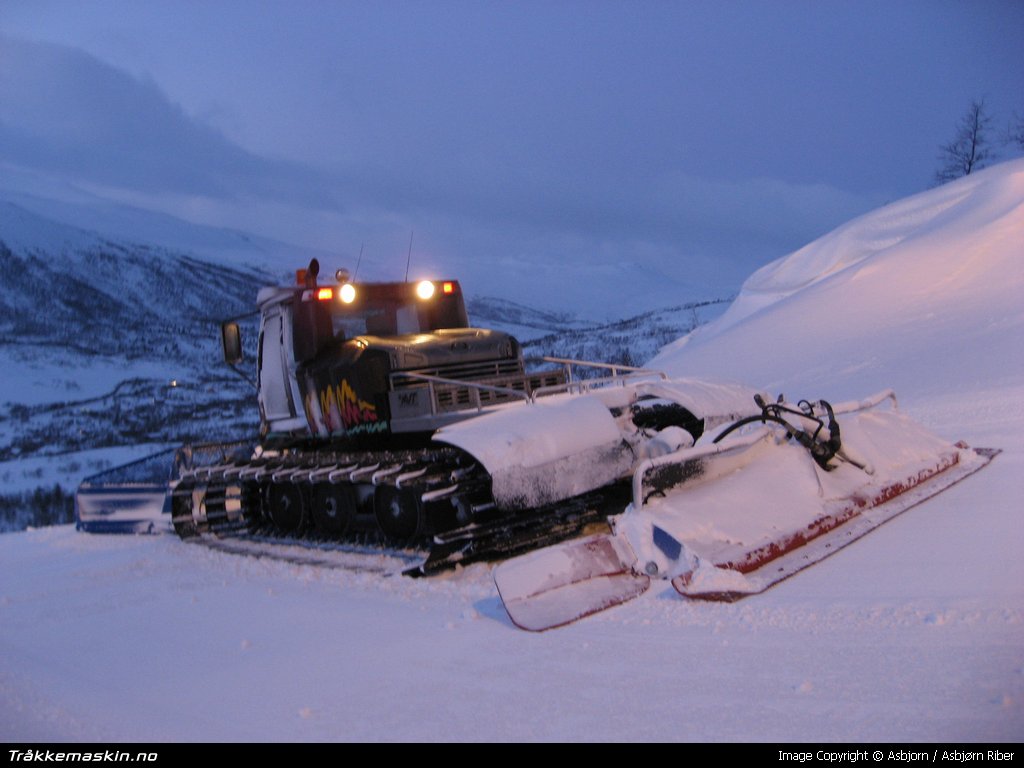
[521,299,730,366]
[0,201,272,360]
[0,202,272,475]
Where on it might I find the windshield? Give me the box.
[330,300,427,339]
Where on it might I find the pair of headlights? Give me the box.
[318,279,449,304]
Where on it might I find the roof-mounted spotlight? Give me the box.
[416,280,436,300]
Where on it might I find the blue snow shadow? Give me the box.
[473,595,515,628]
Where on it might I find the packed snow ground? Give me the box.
[1,161,1022,741]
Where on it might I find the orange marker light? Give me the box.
[317,287,333,301]
[442,282,454,294]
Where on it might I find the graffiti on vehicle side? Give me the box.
[306,379,387,435]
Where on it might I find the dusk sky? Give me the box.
[1,1,1022,310]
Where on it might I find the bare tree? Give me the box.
[935,99,996,184]
[1008,111,1024,151]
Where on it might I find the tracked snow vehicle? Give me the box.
[171,261,757,571]
[168,261,996,598]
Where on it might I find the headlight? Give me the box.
[339,283,356,303]
[416,280,435,300]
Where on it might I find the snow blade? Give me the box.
[672,446,1000,601]
[75,447,179,533]
[493,533,649,632]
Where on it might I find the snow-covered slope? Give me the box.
[0,202,270,489]
[0,185,331,275]
[652,159,1024,402]
[1,162,1022,741]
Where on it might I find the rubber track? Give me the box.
[170,442,631,576]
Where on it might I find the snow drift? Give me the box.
[651,159,1024,401]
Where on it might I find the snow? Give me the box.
[437,393,632,508]
[623,405,964,579]
[2,160,1023,740]
[634,377,763,428]
[650,160,1024,403]
[494,535,650,632]
[682,560,756,595]
[0,187,327,275]
[0,349,186,408]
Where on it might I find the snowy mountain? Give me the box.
[1,160,1022,740]
[0,202,270,490]
[0,201,271,359]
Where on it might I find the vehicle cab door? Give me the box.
[257,303,308,437]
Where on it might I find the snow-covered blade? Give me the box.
[493,391,999,630]
[671,446,998,601]
[629,394,963,580]
[493,533,648,631]
[435,394,633,509]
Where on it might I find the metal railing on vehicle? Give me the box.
[389,356,667,417]
[532,356,667,397]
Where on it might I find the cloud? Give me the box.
[0,35,336,209]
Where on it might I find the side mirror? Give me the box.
[221,322,243,365]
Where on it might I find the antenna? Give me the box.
[352,243,364,282]
[404,230,414,282]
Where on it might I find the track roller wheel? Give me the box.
[241,481,265,529]
[266,483,308,532]
[171,480,199,538]
[374,485,424,540]
[311,483,355,537]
